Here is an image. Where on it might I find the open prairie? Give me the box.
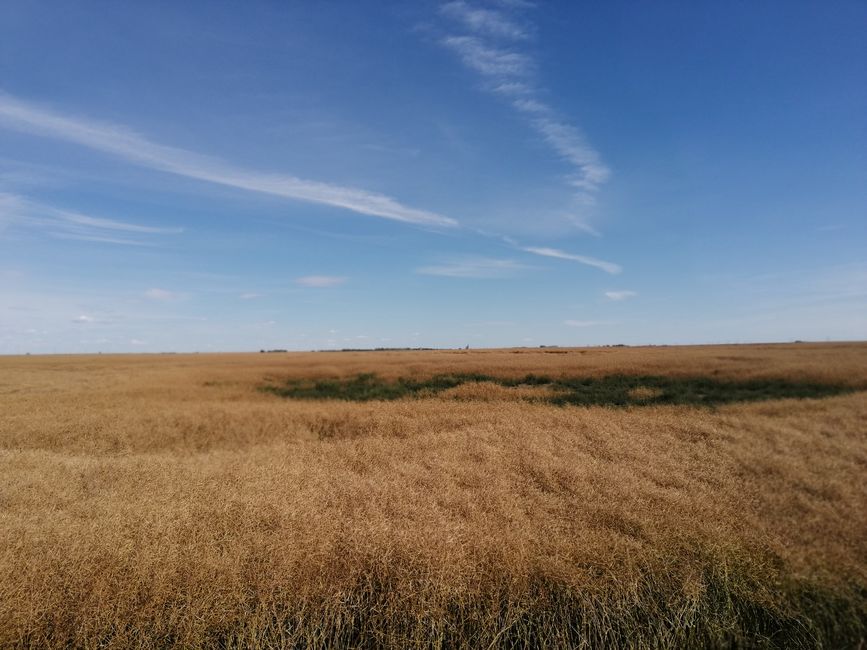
[1,342,866,648]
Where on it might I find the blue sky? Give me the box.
[1,1,865,353]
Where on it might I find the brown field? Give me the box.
[1,342,866,648]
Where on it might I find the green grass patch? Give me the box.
[262,373,852,407]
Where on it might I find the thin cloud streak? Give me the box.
[605,290,637,301]
[522,246,621,274]
[295,275,347,288]
[440,1,529,40]
[438,3,609,195]
[0,191,181,245]
[0,93,457,228]
[513,100,610,191]
[58,211,182,234]
[144,288,182,301]
[416,256,525,278]
[49,231,153,246]
[1,95,619,279]
[441,36,532,76]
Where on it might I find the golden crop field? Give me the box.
[1,342,866,648]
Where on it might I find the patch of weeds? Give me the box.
[262,373,853,407]
[544,375,851,407]
[262,373,497,402]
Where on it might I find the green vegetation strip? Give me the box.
[262,373,852,406]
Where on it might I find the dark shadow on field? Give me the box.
[261,373,854,407]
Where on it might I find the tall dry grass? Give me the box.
[1,343,866,648]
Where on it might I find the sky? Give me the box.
[1,1,865,353]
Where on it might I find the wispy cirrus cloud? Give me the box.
[58,211,181,234]
[522,246,621,274]
[416,256,526,278]
[605,290,637,301]
[0,191,27,234]
[441,36,532,76]
[144,288,182,301]
[440,1,529,40]
[432,4,621,271]
[295,275,347,288]
[0,191,182,245]
[513,100,610,192]
[0,93,457,228]
[437,3,610,198]
[49,232,154,246]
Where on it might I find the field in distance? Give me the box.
[1,342,866,648]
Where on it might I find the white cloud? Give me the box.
[72,314,95,323]
[436,4,609,199]
[605,290,637,301]
[130,338,146,346]
[49,231,152,246]
[440,1,529,40]
[521,246,621,274]
[492,81,533,96]
[441,36,532,77]
[57,210,182,234]
[239,292,261,300]
[144,288,181,301]
[416,257,526,278]
[511,98,547,113]
[518,110,611,191]
[0,93,457,228]
[0,191,26,220]
[0,191,182,245]
[295,275,347,288]
[564,320,610,327]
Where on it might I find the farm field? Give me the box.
[1,342,866,648]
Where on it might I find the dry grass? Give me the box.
[440,381,559,402]
[1,342,866,648]
[627,386,665,401]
